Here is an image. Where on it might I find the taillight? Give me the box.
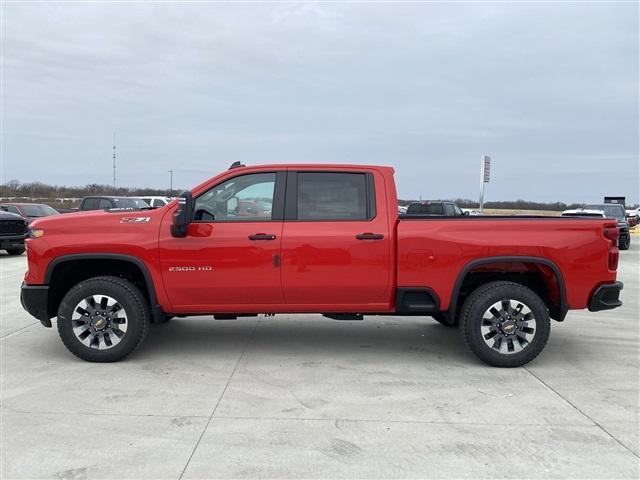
[604,225,619,242]
[604,224,619,270]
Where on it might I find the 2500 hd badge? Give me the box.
[168,266,213,272]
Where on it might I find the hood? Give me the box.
[0,210,26,221]
[29,208,162,230]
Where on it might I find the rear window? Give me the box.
[297,173,368,220]
[407,203,444,215]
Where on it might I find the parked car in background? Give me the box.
[625,208,638,228]
[584,203,631,250]
[78,196,150,211]
[561,209,606,218]
[0,203,60,224]
[405,200,466,216]
[138,196,172,208]
[462,208,481,216]
[0,210,29,255]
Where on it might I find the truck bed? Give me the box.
[397,216,617,313]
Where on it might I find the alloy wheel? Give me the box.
[71,295,128,350]
[480,299,537,355]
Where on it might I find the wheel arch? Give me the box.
[45,253,163,322]
[448,256,568,322]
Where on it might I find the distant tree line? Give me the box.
[398,198,639,211]
[0,180,172,199]
[1,180,638,210]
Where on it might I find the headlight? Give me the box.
[28,228,44,239]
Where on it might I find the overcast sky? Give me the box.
[1,2,638,203]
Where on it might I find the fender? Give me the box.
[447,255,568,322]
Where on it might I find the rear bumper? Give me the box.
[20,283,52,327]
[588,282,623,312]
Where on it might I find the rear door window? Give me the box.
[296,172,369,220]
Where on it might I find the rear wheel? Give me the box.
[6,248,25,255]
[57,276,149,362]
[459,281,550,367]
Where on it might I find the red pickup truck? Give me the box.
[21,163,623,367]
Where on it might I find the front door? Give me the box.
[159,171,284,311]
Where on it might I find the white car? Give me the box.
[561,209,606,218]
[138,196,172,208]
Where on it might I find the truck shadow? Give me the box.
[136,316,479,366]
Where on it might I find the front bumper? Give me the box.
[588,281,623,312]
[20,283,52,327]
[0,234,27,250]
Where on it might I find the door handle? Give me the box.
[248,233,276,241]
[355,233,384,240]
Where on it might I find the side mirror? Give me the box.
[463,211,469,216]
[171,191,194,238]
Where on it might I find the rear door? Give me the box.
[280,170,392,309]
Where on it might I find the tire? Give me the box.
[619,235,630,251]
[459,281,550,367]
[6,248,25,255]
[57,276,150,362]
[433,312,457,327]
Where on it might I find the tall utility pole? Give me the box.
[112,132,117,191]
[168,170,173,196]
[479,155,491,213]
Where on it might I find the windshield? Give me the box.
[407,203,444,215]
[584,204,625,219]
[112,198,149,209]
[562,212,603,218]
[19,204,59,217]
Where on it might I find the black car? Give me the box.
[79,196,150,211]
[405,200,467,216]
[584,203,631,250]
[0,210,29,255]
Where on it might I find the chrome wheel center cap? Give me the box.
[92,315,107,329]
[502,322,516,334]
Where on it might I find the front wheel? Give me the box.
[459,281,550,367]
[619,234,630,251]
[57,276,150,362]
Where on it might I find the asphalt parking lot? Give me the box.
[1,244,638,479]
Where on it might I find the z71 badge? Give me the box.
[120,217,151,224]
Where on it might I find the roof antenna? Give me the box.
[228,161,245,170]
